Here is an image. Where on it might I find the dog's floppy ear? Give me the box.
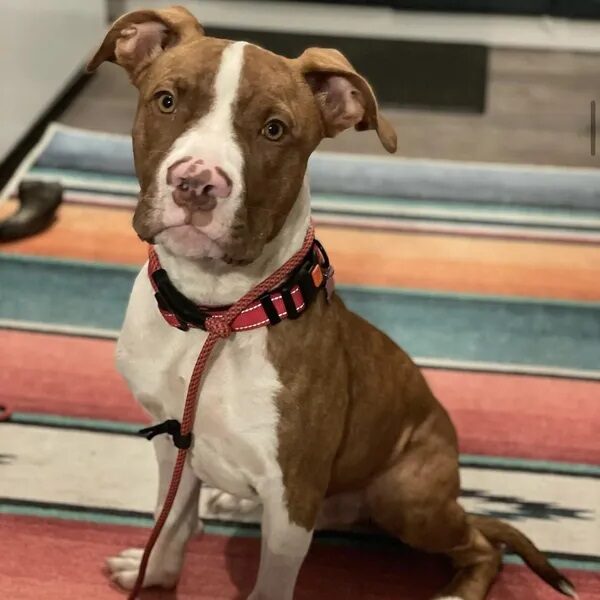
[295,47,397,153]
[86,5,203,82]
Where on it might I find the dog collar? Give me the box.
[147,240,334,332]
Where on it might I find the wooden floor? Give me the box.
[61,47,600,168]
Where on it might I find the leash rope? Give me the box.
[128,225,315,599]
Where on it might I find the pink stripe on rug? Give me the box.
[3,329,599,463]
[1,328,146,423]
[424,368,600,464]
[2,515,598,600]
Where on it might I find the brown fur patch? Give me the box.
[222,45,323,263]
[130,37,227,240]
[267,291,453,529]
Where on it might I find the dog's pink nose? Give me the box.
[167,157,232,210]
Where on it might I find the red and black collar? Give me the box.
[148,240,334,332]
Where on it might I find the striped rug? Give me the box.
[0,124,599,599]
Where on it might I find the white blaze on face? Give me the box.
[156,41,247,258]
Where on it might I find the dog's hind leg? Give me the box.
[106,435,201,590]
[207,488,262,517]
[365,430,502,600]
[206,489,366,531]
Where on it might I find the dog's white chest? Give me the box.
[116,268,283,497]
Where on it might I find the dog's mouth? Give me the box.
[157,223,201,234]
[150,223,230,260]
[139,219,217,243]
[155,223,219,243]
[133,192,239,259]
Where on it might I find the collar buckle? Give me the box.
[288,243,331,307]
[151,268,207,331]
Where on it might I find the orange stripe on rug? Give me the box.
[1,201,598,300]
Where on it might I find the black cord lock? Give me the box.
[138,419,193,450]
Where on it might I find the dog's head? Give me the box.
[88,6,396,263]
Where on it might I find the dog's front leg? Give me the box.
[106,435,201,590]
[248,485,315,600]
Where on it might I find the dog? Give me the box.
[87,6,576,600]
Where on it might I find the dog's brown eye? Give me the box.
[156,92,176,114]
[262,119,286,141]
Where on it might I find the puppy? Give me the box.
[88,6,576,600]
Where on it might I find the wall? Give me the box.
[0,0,105,162]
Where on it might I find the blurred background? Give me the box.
[1,2,599,600]
[3,0,600,172]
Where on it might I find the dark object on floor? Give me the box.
[0,404,12,422]
[207,27,488,113]
[0,180,63,242]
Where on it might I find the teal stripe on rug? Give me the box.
[27,166,600,232]
[28,123,600,210]
[1,253,599,370]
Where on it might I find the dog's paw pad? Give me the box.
[110,568,140,590]
[105,548,177,591]
[119,548,144,559]
[106,549,143,591]
[207,490,260,515]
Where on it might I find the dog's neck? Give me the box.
[155,180,312,306]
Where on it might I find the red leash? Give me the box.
[128,226,316,598]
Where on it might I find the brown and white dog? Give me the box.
[88,7,576,600]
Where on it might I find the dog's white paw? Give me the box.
[207,489,260,516]
[106,548,178,590]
